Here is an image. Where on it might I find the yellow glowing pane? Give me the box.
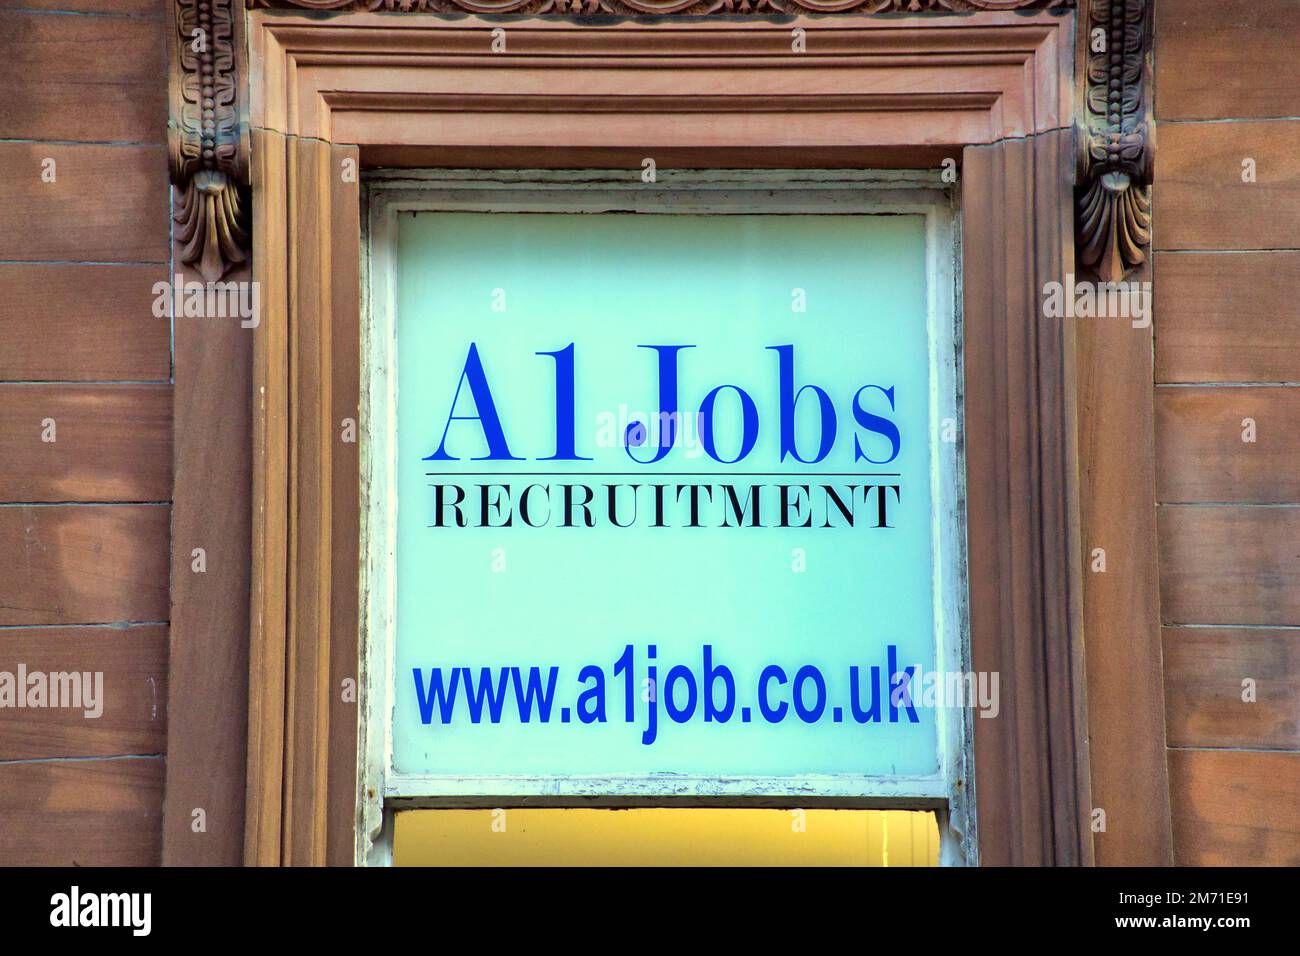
[394,808,939,866]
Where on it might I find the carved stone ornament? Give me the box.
[1077,0,1153,281]
[168,0,250,281]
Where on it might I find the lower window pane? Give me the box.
[393,808,939,866]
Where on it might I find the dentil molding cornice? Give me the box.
[249,0,1067,12]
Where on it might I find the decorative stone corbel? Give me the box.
[1077,0,1153,282]
[167,0,250,281]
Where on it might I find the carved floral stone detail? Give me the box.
[1077,0,1152,282]
[169,0,249,281]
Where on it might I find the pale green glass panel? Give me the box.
[392,211,937,780]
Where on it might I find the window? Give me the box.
[360,169,970,864]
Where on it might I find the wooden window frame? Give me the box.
[360,169,970,866]
[160,4,1173,866]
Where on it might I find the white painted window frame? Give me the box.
[358,168,972,865]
